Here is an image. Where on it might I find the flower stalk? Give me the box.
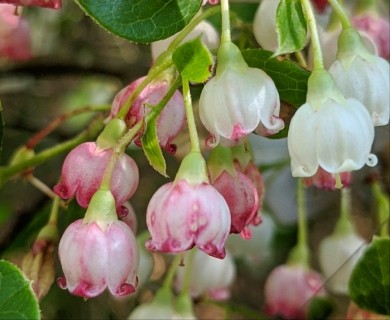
[328,0,352,29]
[220,0,231,43]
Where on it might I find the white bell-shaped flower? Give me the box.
[199,42,283,144]
[329,28,390,126]
[288,70,377,177]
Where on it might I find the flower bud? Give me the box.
[117,201,138,234]
[58,192,139,298]
[54,142,139,208]
[175,249,236,301]
[110,76,185,151]
[264,264,326,319]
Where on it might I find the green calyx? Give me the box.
[307,69,345,111]
[9,146,35,166]
[287,243,310,269]
[337,28,374,67]
[96,118,127,151]
[36,222,59,245]
[216,41,248,77]
[83,189,118,228]
[207,145,236,183]
[174,152,208,185]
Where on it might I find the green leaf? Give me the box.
[0,260,40,320]
[274,0,307,56]
[242,49,309,108]
[141,118,167,177]
[172,37,213,83]
[349,237,390,315]
[74,0,202,43]
[307,297,334,320]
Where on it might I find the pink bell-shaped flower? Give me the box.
[199,42,283,144]
[0,0,61,9]
[54,142,139,208]
[145,152,231,259]
[110,76,185,151]
[0,4,31,60]
[207,145,259,238]
[58,190,139,298]
[264,264,326,319]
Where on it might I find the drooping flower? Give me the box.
[54,142,139,208]
[288,69,377,178]
[175,249,236,301]
[117,201,138,234]
[264,264,326,319]
[110,76,185,152]
[151,20,219,61]
[0,0,62,9]
[329,28,390,126]
[199,42,283,144]
[0,4,31,60]
[58,190,139,298]
[207,145,259,238]
[146,152,231,259]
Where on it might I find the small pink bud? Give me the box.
[212,170,259,237]
[264,264,326,319]
[145,179,231,259]
[58,219,139,298]
[0,0,62,9]
[110,76,185,151]
[54,142,139,208]
[202,0,219,5]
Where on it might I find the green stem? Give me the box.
[294,51,308,69]
[182,79,200,153]
[48,196,60,225]
[116,120,144,152]
[162,254,182,290]
[181,249,196,295]
[300,0,325,70]
[167,6,221,52]
[334,188,354,235]
[288,178,310,267]
[0,116,104,187]
[117,61,173,120]
[220,0,231,43]
[328,0,352,29]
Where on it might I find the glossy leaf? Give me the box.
[74,0,202,43]
[275,0,307,56]
[0,260,40,320]
[349,237,390,315]
[141,118,167,177]
[172,37,213,83]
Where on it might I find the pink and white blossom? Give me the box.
[110,77,185,151]
[264,264,326,319]
[54,142,139,208]
[145,179,231,259]
[303,167,352,190]
[58,219,139,298]
[199,42,283,144]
